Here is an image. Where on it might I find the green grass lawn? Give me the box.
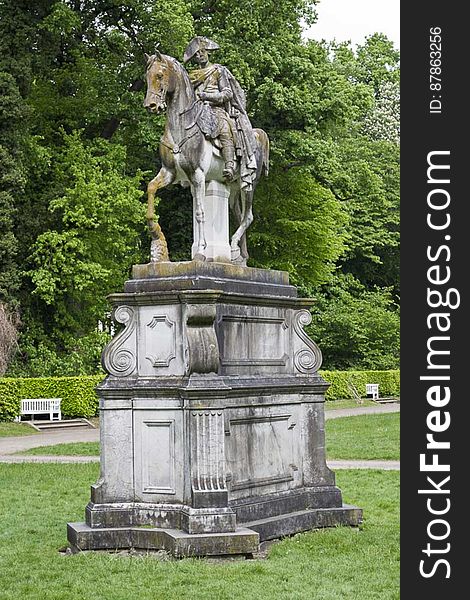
[18,413,400,461]
[326,413,400,460]
[21,442,100,456]
[0,422,39,437]
[0,463,399,600]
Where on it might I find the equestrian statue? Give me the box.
[143,36,269,265]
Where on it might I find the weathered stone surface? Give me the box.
[85,501,237,534]
[127,261,295,296]
[191,181,231,263]
[232,486,343,523]
[68,522,259,557]
[68,263,362,556]
[143,44,269,265]
[244,505,363,541]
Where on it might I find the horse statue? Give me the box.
[143,47,269,265]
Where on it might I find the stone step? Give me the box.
[67,523,259,557]
[374,397,400,404]
[27,418,96,431]
[243,504,362,541]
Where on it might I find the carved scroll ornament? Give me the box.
[293,309,322,374]
[101,305,137,377]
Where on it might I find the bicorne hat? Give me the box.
[183,37,220,63]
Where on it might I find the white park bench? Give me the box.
[366,384,379,400]
[19,398,62,421]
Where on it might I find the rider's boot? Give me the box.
[220,136,236,182]
[223,161,235,181]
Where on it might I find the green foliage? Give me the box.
[0,0,196,372]
[0,375,102,420]
[0,384,17,421]
[250,168,347,289]
[332,34,399,91]
[0,1,51,97]
[0,1,400,374]
[310,275,400,370]
[355,34,400,89]
[320,369,400,401]
[192,0,318,93]
[0,72,27,306]
[27,132,146,339]
[327,36,400,295]
[7,330,110,378]
[336,138,400,292]
[0,369,399,420]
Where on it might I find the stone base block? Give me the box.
[232,486,344,523]
[85,502,237,534]
[244,504,363,541]
[127,260,296,296]
[72,263,364,558]
[68,504,361,557]
[67,522,259,558]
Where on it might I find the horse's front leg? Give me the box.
[147,167,174,262]
[191,168,207,260]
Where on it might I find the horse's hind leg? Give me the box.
[191,168,207,260]
[231,190,253,265]
[240,232,248,261]
[230,191,249,262]
[147,167,174,262]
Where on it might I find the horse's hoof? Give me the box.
[231,248,246,266]
[193,253,206,262]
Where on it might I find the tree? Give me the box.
[0,1,400,374]
[0,74,25,306]
[0,302,19,375]
[324,35,400,295]
[362,80,400,144]
[1,0,195,369]
[250,168,347,292]
[334,137,400,294]
[27,132,146,343]
[309,275,400,370]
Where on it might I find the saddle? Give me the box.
[196,103,238,145]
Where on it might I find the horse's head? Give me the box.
[144,51,173,114]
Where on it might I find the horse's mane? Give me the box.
[165,55,195,101]
[147,53,195,102]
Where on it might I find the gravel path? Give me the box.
[0,427,99,455]
[328,459,400,470]
[0,455,399,469]
[0,454,100,463]
[0,403,400,467]
[325,403,400,420]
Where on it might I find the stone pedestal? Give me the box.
[67,262,362,557]
[192,181,231,263]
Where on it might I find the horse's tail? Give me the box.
[254,128,270,177]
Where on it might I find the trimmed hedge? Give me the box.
[0,370,400,421]
[0,376,102,421]
[320,370,400,401]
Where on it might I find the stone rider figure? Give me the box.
[183,37,258,190]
